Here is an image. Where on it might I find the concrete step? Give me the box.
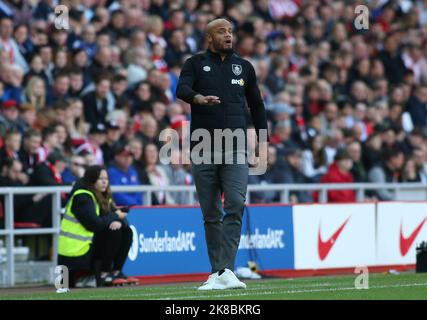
[0,261,55,286]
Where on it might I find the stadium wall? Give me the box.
[123,202,424,282]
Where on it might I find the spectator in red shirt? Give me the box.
[319,149,356,203]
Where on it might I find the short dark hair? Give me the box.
[111,8,124,16]
[94,72,112,84]
[54,71,69,81]
[68,66,83,76]
[5,127,21,136]
[42,126,56,139]
[334,148,352,161]
[383,148,403,162]
[23,129,41,140]
[52,100,68,111]
[36,44,52,54]
[0,16,13,23]
[112,74,127,83]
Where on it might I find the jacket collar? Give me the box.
[206,48,234,61]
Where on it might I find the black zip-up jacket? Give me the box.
[176,50,268,146]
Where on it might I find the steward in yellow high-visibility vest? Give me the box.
[58,188,102,257]
[58,165,129,288]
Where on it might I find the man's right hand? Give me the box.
[193,94,221,105]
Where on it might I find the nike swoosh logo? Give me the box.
[318,217,350,261]
[400,217,427,256]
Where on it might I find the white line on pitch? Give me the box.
[155,282,427,300]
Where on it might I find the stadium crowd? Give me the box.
[0,0,427,227]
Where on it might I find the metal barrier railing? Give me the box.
[0,182,426,286]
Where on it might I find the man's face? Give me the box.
[207,20,233,53]
[113,80,127,95]
[347,143,361,162]
[14,25,28,43]
[91,132,106,146]
[97,48,111,66]
[70,73,83,91]
[129,141,143,160]
[40,47,52,64]
[409,134,423,147]
[6,134,21,151]
[21,109,36,125]
[96,79,111,98]
[3,107,19,121]
[417,87,427,103]
[391,153,405,170]
[107,128,121,142]
[325,103,338,121]
[46,132,59,148]
[171,30,185,47]
[115,152,133,170]
[55,160,67,174]
[287,153,301,169]
[267,147,276,166]
[54,76,70,95]
[26,135,42,154]
[0,19,13,39]
[70,156,86,177]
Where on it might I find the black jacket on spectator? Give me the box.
[30,162,63,186]
[378,50,407,85]
[279,160,312,203]
[18,148,38,176]
[406,95,427,128]
[351,161,368,183]
[28,162,67,227]
[362,145,382,171]
[82,91,109,127]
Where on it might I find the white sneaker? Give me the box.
[197,272,218,291]
[212,269,247,290]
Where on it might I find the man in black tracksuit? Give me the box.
[176,18,268,290]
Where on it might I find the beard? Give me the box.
[212,41,233,54]
[220,47,233,54]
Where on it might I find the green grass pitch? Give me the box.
[1,272,426,300]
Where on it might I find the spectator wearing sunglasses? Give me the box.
[62,154,87,185]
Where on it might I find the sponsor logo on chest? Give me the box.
[231,78,245,86]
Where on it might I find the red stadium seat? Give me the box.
[14,222,42,228]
